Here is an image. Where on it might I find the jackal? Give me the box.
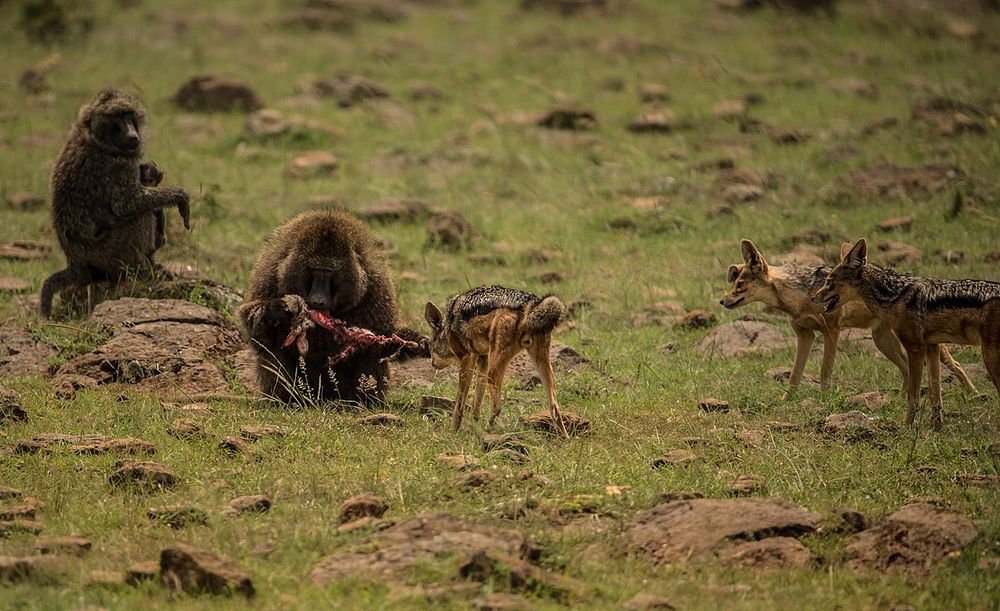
[813,239,1000,428]
[424,285,569,437]
[721,239,975,399]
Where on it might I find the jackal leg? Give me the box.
[939,345,977,394]
[983,304,1000,399]
[871,321,908,393]
[484,348,518,431]
[784,324,816,401]
[452,354,477,432]
[818,328,840,391]
[471,355,488,420]
[528,334,568,438]
[926,344,942,430]
[904,344,927,426]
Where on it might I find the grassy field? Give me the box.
[1,0,1000,608]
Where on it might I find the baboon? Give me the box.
[39,89,190,318]
[237,210,414,405]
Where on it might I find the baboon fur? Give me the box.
[40,89,190,318]
[238,210,410,405]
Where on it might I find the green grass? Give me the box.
[2,0,1000,608]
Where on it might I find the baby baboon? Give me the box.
[40,89,190,318]
[237,210,408,405]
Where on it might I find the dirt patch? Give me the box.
[720,536,814,569]
[173,75,262,112]
[627,498,819,565]
[844,501,979,575]
[160,542,254,598]
[695,321,789,357]
[54,298,242,398]
[848,163,963,199]
[0,327,58,377]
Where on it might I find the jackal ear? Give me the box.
[740,239,767,272]
[839,242,853,260]
[727,264,742,284]
[845,239,867,268]
[424,301,443,329]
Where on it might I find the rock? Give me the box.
[697,321,788,357]
[35,535,91,556]
[676,309,716,329]
[712,100,747,119]
[848,163,962,200]
[706,203,734,218]
[724,184,763,203]
[639,84,670,102]
[912,97,988,137]
[627,109,677,133]
[0,389,27,422]
[0,555,56,583]
[356,198,429,223]
[624,593,677,610]
[847,392,888,409]
[160,542,254,598]
[174,75,261,112]
[536,107,597,130]
[0,328,58,377]
[5,192,44,212]
[360,413,402,427]
[239,425,287,442]
[819,508,868,535]
[824,411,877,437]
[698,397,730,413]
[0,497,41,520]
[310,75,390,108]
[227,495,271,516]
[458,470,496,489]
[420,395,455,415]
[219,436,252,456]
[0,241,50,260]
[0,519,43,535]
[125,560,159,585]
[340,493,389,523]
[651,450,698,468]
[520,410,590,436]
[169,418,205,439]
[458,549,580,600]
[878,216,913,233]
[720,536,815,569]
[766,367,819,385]
[70,437,156,455]
[736,429,766,446]
[725,475,766,496]
[148,506,209,529]
[287,151,338,178]
[627,498,819,564]
[767,126,808,144]
[407,80,444,101]
[0,486,23,500]
[873,241,922,266]
[436,453,479,471]
[845,501,979,574]
[427,211,479,250]
[109,461,178,492]
[482,433,530,456]
[955,473,1000,486]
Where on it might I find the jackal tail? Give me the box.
[524,296,566,334]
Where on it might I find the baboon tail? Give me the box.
[524,296,566,334]
[39,268,75,318]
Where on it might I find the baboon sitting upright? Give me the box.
[40,89,190,318]
[238,210,412,405]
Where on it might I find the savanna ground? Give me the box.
[2,0,1000,608]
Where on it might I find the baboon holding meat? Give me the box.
[40,89,190,318]
[237,210,409,405]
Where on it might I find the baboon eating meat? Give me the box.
[40,89,190,318]
[238,210,421,405]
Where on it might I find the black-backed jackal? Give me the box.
[424,286,569,438]
[813,239,1000,428]
[721,239,975,399]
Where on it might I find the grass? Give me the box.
[1,0,1000,608]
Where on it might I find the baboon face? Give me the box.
[91,111,142,155]
[424,301,458,370]
[813,239,867,313]
[279,255,369,315]
[719,240,773,309]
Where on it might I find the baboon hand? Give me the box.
[175,188,191,230]
[280,295,314,354]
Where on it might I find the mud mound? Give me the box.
[848,163,963,199]
[626,498,819,565]
[54,298,242,398]
[0,327,58,377]
[844,501,978,575]
[695,321,789,357]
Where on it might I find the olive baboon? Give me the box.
[39,89,190,318]
[237,210,416,405]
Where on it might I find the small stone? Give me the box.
[436,453,479,471]
[457,470,495,488]
[767,127,808,144]
[6,192,45,212]
[848,391,888,409]
[0,497,41,520]
[639,84,670,103]
[651,450,698,468]
[419,395,455,415]
[712,100,747,119]
[227,495,271,516]
[724,184,762,203]
[736,429,766,446]
[676,309,716,329]
[627,109,677,133]
[286,151,338,178]
[339,493,388,523]
[360,413,402,427]
[169,418,205,439]
[725,474,766,496]
[878,216,913,233]
[707,203,734,218]
[357,198,429,223]
[35,535,91,556]
[219,436,252,456]
[148,506,209,529]
[482,433,530,455]
[519,410,590,436]
[159,542,254,598]
[124,560,159,585]
[536,107,597,130]
[173,75,262,112]
[109,462,178,492]
[239,425,287,442]
[698,397,730,413]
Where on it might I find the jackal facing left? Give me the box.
[813,239,1000,428]
[424,285,569,437]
